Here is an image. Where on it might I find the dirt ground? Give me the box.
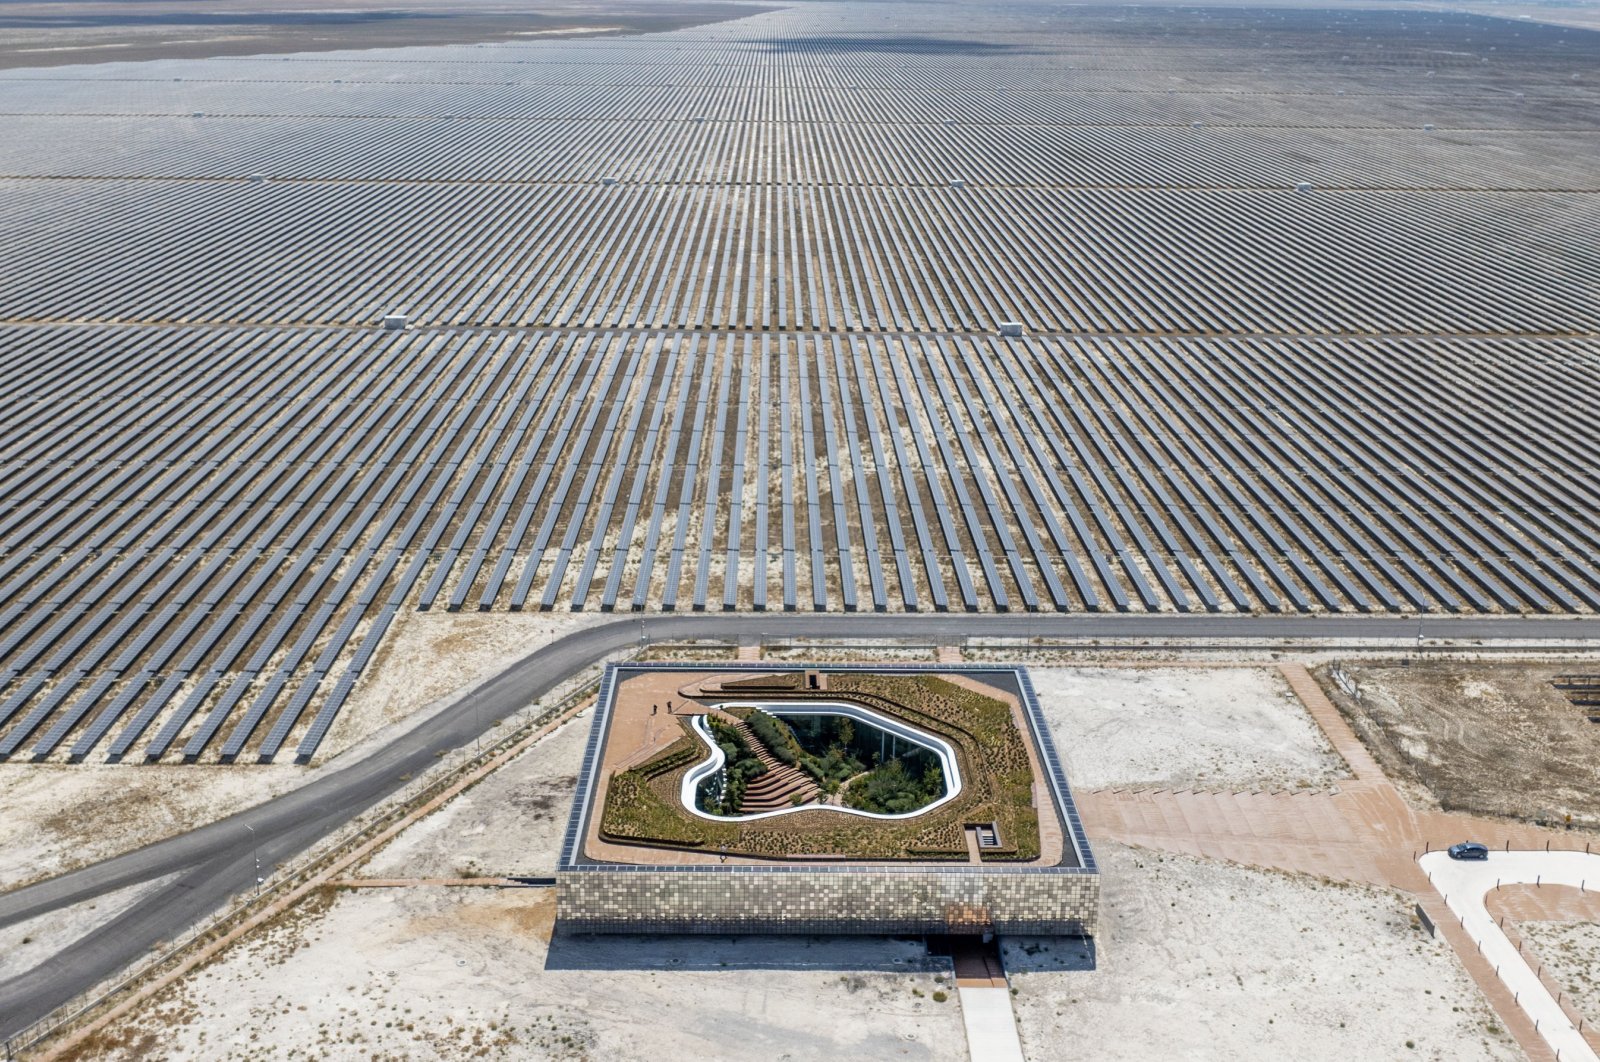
[1521,920,1600,1025]
[1317,662,1600,828]
[49,659,1558,1060]
[1005,842,1518,1062]
[1406,0,1600,32]
[315,610,604,763]
[1030,667,1348,791]
[359,708,593,880]
[73,884,965,1061]
[0,0,769,70]
[68,684,968,1060]
[0,765,309,893]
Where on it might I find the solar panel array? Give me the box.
[1,1,1597,764]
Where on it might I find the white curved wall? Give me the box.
[680,700,963,823]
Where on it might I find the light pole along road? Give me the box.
[2,613,1598,1041]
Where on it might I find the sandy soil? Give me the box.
[0,874,175,983]
[1103,0,1600,30]
[1006,843,1518,1062]
[1319,663,1600,827]
[764,645,940,662]
[0,611,604,893]
[315,610,605,763]
[0,0,771,70]
[77,886,965,1061]
[1521,920,1600,1026]
[1031,667,1348,791]
[359,708,593,879]
[0,765,309,893]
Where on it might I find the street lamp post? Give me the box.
[243,823,262,896]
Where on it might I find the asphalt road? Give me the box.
[3,612,1599,1040]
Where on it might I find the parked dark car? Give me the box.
[1448,842,1489,861]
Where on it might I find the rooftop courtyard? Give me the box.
[557,664,1097,936]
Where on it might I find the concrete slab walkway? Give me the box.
[1424,850,1600,1062]
[958,985,1025,1062]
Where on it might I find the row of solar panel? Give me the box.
[2,180,1595,337]
[2,326,1598,766]
[6,113,1595,191]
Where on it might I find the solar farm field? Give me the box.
[1,1,1597,764]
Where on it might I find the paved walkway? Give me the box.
[958,986,1026,1062]
[330,878,517,888]
[1276,663,1386,782]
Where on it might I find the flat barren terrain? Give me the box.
[1032,666,1348,791]
[1521,920,1600,1023]
[359,708,591,880]
[0,0,766,69]
[1319,663,1600,827]
[71,884,965,1060]
[1006,842,1518,1062]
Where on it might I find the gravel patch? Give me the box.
[1521,920,1600,1028]
[359,708,593,879]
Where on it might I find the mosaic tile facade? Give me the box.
[558,865,1099,936]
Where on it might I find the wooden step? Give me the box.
[714,712,821,813]
[727,719,783,768]
[739,765,820,813]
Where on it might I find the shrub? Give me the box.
[602,769,738,848]
[744,709,801,765]
[844,758,945,814]
[633,733,703,780]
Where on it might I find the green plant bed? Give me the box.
[843,755,944,815]
[600,769,738,849]
[599,726,738,848]
[630,732,703,780]
[743,709,802,765]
